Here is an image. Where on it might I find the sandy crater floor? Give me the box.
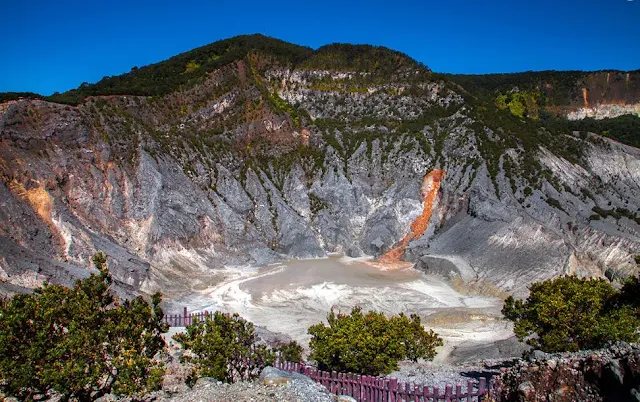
[176,256,515,363]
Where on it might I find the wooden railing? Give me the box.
[164,308,491,401]
[274,360,489,402]
[163,307,207,327]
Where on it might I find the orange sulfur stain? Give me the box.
[9,180,54,224]
[379,169,445,265]
[582,88,590,108]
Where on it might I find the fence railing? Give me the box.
[163,307,206,327]
[274,360,489,402]
[164,308,490,401]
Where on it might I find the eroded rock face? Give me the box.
[567,103,640,120]
[0,57,638,300]
[490,343,640,402]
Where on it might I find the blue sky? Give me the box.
[1,0,638,95]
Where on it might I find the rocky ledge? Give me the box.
[491,342,640,402]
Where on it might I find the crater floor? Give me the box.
[178,256,515,362]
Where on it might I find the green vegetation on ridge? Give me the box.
[299,43,425,76]
[46,34,312,104]
[445,70,591,106]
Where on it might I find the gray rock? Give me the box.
[94,394,119,402]
[517,381,535,398]
[259,366,294,386]
[532,350,549,361]
[604,359,625,386]
[335,395,358,402]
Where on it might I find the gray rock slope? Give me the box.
[0,58,638,300]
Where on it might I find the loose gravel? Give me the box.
[159,376,335,402]
[387,359,505,390]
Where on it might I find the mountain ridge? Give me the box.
[0,34,638,303]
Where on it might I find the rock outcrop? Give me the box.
[490,343,640,402]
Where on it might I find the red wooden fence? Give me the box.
[273,361,489,402]
[164,309,490,401]
[163,307,213,327]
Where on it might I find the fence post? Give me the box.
[381,378,387,402]
[371,376,376,402]
[334,372,338,394]
[374,378,378,402]
[384,378,388,402]
[445,384,452,402]
[479,378,487,396]
[373,377,378,402]
[467,380,473,402]
[369,376,374,402]
[434,386,440,400]
[389,377,397,402]
[362,376,368,401]
[423,384,431,400]
[183,307,187,326]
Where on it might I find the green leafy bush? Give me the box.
[173,312,275,384]
[495,90,541,119]
[502,275,640,353]
[0,252,167,400]
[307,307,442,376]
[274,340,304,363]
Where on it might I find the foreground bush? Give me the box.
[308,307,443,376]
[502,275,640,353]
[173,312,278,384]
[0,252,168,400]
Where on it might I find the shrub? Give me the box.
[274,340,304,363]
[307,307,442,376]
[0,252,167,400]
[502,275,640,353]
[173,312,275,384]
